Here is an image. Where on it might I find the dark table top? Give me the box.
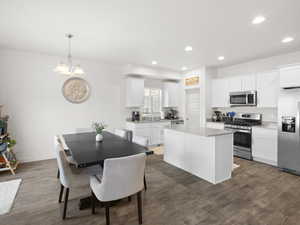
[62,131,153,168]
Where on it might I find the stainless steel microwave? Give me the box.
[229,91,257,106]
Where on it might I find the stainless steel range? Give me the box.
[224,113,262,160]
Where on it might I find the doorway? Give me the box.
[185,88,200,128]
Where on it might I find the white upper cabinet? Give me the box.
[257,71,279,108]
[163,81,179,107]
[241,74,256,91]
[227,76,242,92]
[211,71,279,108]
[211,78,228,108]
[280,65,300,88]
[227,75,256,93]
[125,77,145,107]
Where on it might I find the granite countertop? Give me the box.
[126,119,183,123]
[165,125,233,137]
[253,122,278,130]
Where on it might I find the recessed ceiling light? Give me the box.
[184,46,193,52]
[152,61,157,65]
[181,66,187,71]
[282,37,294,43]
[218,56,225,61]
[252,16,266,24]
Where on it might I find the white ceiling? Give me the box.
[0,0,299,71]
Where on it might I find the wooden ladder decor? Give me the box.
[0,133,19,175]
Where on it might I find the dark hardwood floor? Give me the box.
[1,155,300,225]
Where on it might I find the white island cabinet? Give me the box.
[164,126,233,184]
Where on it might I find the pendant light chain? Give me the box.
[67,34,73,72]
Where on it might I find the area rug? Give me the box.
[0,179,22,215]
[150,146,164,155]
[233,163,240,170]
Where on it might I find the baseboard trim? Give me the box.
[253,157,277,167]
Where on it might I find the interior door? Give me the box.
[185,88,200,128]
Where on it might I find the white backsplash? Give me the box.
[213,107,277,122]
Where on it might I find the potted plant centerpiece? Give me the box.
[92,122,106,142]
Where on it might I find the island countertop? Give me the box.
[165,125,233,137]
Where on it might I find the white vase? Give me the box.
[96,133,103,142]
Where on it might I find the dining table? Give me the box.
[59,131,153,209]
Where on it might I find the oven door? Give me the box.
[233,130,251,150]
[225,127,252,159]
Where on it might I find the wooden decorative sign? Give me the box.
[185,76,199,86]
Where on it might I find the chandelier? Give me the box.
[54,34,84,76]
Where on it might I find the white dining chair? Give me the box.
[132,135,149,191]
[90,153,146,225]
[114,128,127,139]
[55,135,76,179]
[54,136,102,219]
[75,128,94,133]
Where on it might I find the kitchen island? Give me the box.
[164,125,233,184]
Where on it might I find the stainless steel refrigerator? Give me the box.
[278,88,300,174]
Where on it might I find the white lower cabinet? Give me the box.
[206,122,224,130]
[134,127,152,143]
[164,129,185,168]
[252,127,278,166]
[126,121,171,146]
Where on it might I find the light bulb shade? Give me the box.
[73,65,85,75]
[54,63,69,74]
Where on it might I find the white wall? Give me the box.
[0,49,127,162]
[217,51,300,77]
[123,64,181,80]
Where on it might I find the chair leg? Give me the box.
[105,206,110,225]
[57,169,60,179]
[62,188,69,220]
[144,174,147,191]
[137,191,143,224]
[58,184,64,203]
[91,191,96,214]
